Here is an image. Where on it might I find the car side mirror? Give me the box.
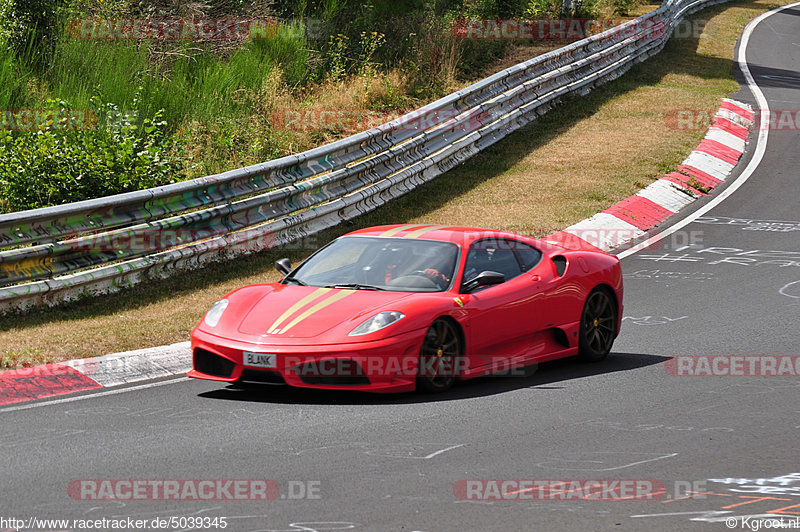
[275,258,292,276]
[463,270,505,292]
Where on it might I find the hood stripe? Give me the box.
[267,288,332,334]
[380,224,428,237]
[278,290,356,334]
[402,225,452,238]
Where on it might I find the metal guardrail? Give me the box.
[0,0,730,312]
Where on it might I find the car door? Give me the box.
[527,249,581,333]
[460,239,546,374]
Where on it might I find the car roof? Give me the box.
[343,224,528,245]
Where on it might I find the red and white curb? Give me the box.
[0,342,190,406]
[0,99,755,406]
[547,98,754,252]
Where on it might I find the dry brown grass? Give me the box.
[0,0,791,366]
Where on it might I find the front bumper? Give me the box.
[189,327,426,393]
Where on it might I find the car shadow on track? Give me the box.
[196,352,669,405]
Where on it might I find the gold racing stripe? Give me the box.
[267,288,332,334]
[380,224,428,237]
[278,289,356,334]
[402,225,453,239]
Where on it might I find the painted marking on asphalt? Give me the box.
[0,377,190,414]
[0,364,102,405]
[631,510,734,520]
[579,419,733,433]
[709,473,800,496]
[420,444,465,459]
[622,316,688,325]
[624,269,715,281]
[292,442,464,460]
[678,163,725,187]
[563,213,645,250]
[694,216,800,232]
[779,280,800,299]
[225,520,359,531]
[535,452,678,471]
[604,196,674,231]
[696,138,742,165]
[618,0,793,259]
[64,341,191,387]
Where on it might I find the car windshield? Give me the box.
[287,236,460,292]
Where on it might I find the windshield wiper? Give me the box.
[325,283,385,291]
[283,276,307,286]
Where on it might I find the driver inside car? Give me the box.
[418,253,455,289]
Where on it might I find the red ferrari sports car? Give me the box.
[189,224,623,393]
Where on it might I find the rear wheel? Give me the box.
[578,288,617,362]
[417,319,462,393]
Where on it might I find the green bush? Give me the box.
[524,0,563,17]
[0,0,64,65]
[0,96,183,213]
[609,0,641,15]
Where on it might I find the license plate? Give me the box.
[243,352,277,368]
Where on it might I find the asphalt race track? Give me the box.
[2,4,799,531]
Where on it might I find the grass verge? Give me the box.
[0,0,790,368]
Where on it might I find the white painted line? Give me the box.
[636,180,695,213]
[597,452,678,471]
[536,452,679,471]
[424,444,465,459]
[0,377,191,414]
[618,0,798,259]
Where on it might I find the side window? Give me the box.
[513,242,542,272]
[462,239,523,285]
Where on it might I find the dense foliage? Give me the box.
[0,96,182,212]
[0,0,640,213]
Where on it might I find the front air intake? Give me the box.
[194,348,236,378]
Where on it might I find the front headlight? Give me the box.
[349,311,405,336]
[204,299,229,327]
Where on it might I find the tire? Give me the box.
[578,287,617,362]
[417,318,462,393]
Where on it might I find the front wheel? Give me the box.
[578,287,617,362]
[417,319,462,393]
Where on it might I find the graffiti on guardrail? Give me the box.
[0,0,733,312]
